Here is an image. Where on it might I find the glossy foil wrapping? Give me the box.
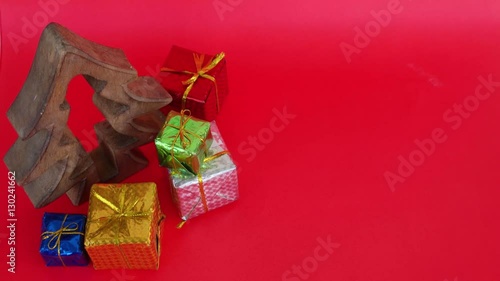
[40,213,89,266]
[155,110,213,174]
[84,183,164,270]
[156,45,229,121]
[169,121,239,221]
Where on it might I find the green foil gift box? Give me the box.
[155,110,212,174]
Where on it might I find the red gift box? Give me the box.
[157,46,228,121]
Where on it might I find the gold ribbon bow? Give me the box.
[177,150,230,229]
[161,52,225,112]
[88,187,152,269]
[41,214,84,266]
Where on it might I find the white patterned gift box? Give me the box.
[168,121,239,222]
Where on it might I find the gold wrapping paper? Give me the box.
[84,183,164,270]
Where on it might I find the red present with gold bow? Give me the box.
[157,45,228,121]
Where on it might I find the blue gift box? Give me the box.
[40,213,89,266]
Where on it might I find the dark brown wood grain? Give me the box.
[4,23,172,208]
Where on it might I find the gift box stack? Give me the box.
[154,45,239,227]
[17,26,239,270]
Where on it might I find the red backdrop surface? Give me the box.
[1,0,500,281]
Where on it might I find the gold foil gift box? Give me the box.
[84,183,164,270]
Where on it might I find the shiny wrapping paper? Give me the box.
[169,121,239,221]
[84,183,164,270]
[156,45,229,121]
[155,110,212,175]
[40,213,89,266]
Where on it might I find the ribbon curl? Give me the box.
[41,214,84,266]
[161,52,225,112]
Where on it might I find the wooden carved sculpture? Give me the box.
[4,23,172,208]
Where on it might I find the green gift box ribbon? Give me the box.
[155,110,212,175]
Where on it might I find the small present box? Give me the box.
[40,213,89,266]
[157,45,228,121]
[169,121,239,222]
[155,110,213,174]
[84,183,164,270]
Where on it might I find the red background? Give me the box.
[1,0,500,280]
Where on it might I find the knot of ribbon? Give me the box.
[161,52,225,112]
[41,214,84,266]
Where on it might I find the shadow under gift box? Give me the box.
[84,183,164,270]
[40,213,89,266]
[168,121,239,222]
[156,45,229,121]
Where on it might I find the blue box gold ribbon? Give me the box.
[40,213,89,266]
